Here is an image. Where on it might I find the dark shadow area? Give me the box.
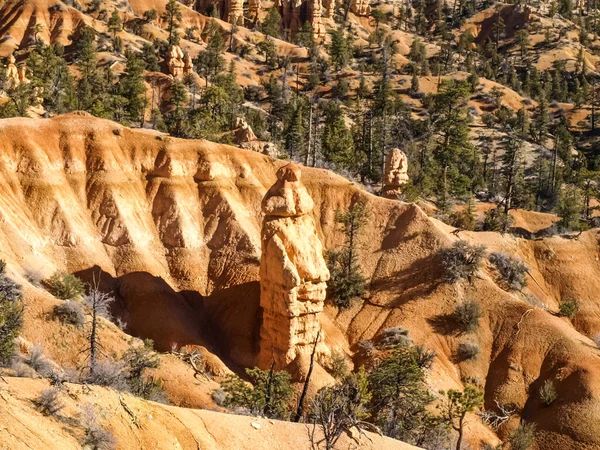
[74,266,262,373]
[202,281,262,369]
[427,313,462,336]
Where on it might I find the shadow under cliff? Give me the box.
[75,266,261,369]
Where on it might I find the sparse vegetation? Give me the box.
[34,387,64,416]
[509,421,536,450]
[53,300,86,326]
[439,386,484,450]
[0,265,23,366]
[309,368,371,450]
[452,300,482,333]
[439,241,486,284]
[80,403,117,450]
[326,201,368,309]
[124,340,165,402]
[457,342,480,360]
[489,252,528,291]
[220,366,294,419]
[539,379,558,406]
[558,299,578,319]
[375,327,412,348]
[45,271,85,300]
[328,350,349,380]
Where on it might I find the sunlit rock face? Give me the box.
[258,163,329,370]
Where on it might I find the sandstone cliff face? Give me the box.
[5,116,600,448]
[258,164,329,370]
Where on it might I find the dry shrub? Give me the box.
[489,252,528,291]
[439,241,486,283]
[35,387,64,416]
[457,342,480,361]
[453,300,482,333]
[53,300,86,327]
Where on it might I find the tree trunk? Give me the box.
[293,329,320,422]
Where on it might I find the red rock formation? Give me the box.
[350,0,370,16]
[258,164,329,370]
[382,148,409,199]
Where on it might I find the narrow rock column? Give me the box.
[382,148,409,199]
[258,164,330,370]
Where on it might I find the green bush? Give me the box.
[439,241,486,283]
[45,271,85,300]
[482,208,513,232]
[509,421,536,450]
[489,252,528,291]
[558,299,578,319]
[0,270,23,366]
[539,379,557,406]
[220,366,294,419]
[453,300,482,333]
[124,341,166,403]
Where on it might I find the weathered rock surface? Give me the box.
[351,0,371,16]
[167,45,193,78]
[382,148,409,198]
[258,163,329,370]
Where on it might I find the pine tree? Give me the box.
[119,51,147,126]
[163,0,182,46]
[195,20,226,85]
[326,201,367,308]
[500,132,524,230]
[328,28,354,70]
[262,7,282,38]
[107,9,123,50]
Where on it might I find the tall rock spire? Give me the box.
[258,163,329,370]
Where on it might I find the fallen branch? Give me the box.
[119,394,139,428]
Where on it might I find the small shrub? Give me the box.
[413,344,437,369]
[80,404,117,450]
[11,360,37,378]
[86,360,128,391]
[539,379,557,406]
[24,345,54,377]
[356,339,374,357]
[457,342,480,360]
[489,252,528,291]
[375,327,412,348]
[509,421,536,450]
[329,350,350,379]
[453,300,482,333]
[482,208,513,232]
[558,299,578,319]
[0,278,24,366]
[45,271,85,300]
[439,241,486,284]
[53,300,86,327]
[0,273,22,301]
[0,259,5,274]
[220,366,294,419]
[35,387,64,416]
[124,342,166,403]
[212,388,227,406]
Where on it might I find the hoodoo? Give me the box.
[258,163,330,371]
[382,148,409,199]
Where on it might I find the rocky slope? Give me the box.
[2,114,600,448]
[0,377,415,450]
